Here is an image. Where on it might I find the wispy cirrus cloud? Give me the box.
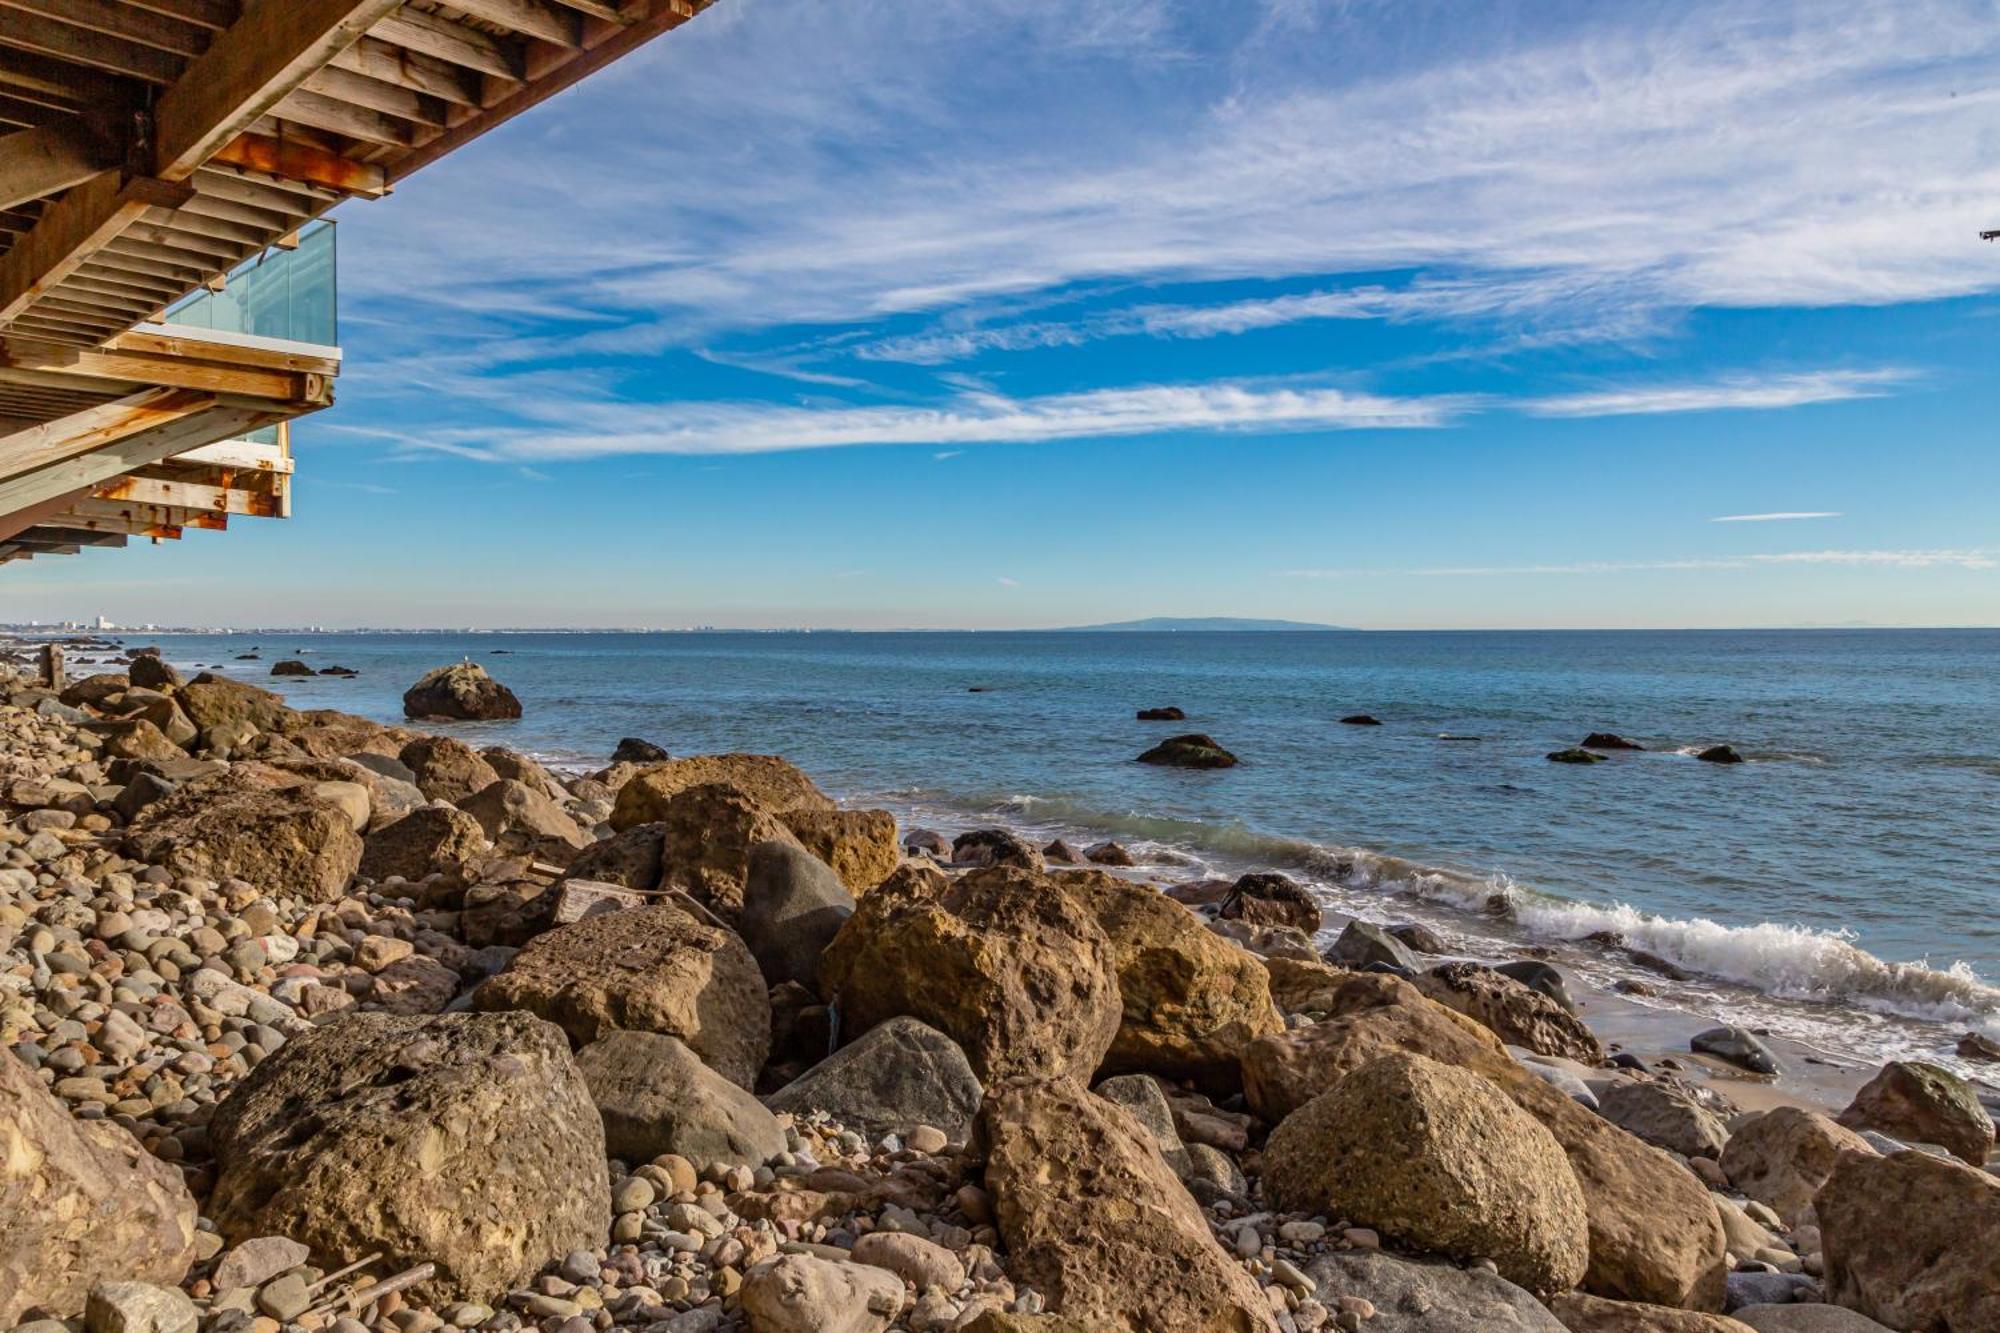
[1710,511,1843,523]
[1523,370,1914,418]
[1283,549,1997,578]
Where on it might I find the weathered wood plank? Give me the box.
[0,120,119,212]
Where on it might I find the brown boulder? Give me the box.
[653,782,804,918]
[124,776,361,901]
[981,1077,1278,1331]
[1243,974,1725,1311]
[1413,962,1605,1063]
[1547,1293,1755,1332]
[1718,1107,1876,1223]
[456,778,588,860]
[818,865,1120,1084]
[1264,1052,1589,1295]
[609,753,832,830]
[401,662,522,721]
[1259,955,1351,1013]
[473,904,770,1088]
[562,822,665,890]
[777,806,901,893]
[177,673,289,734]
[207,1011,606,1303]
[399,736,502,805]
[1,1050,200,1323]
[1221,872,1322,933]
[359,805,489,883]
[1060,871,1283,1091]
[1817,1148,2000,1331]
[93,717,183,760]
[1835,1060,1995,1166]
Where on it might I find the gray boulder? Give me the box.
[765,1016,982,1143]
[739,840,854,990]
[576,1030,786,1169]
[1693,1025,1779,1075]
[1302,1251,1564,1331]
[1597,1080,1730,1160]
[1734,1307,1894,1332]
[1325,919,1417,972]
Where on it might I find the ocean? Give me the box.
[141,627,2000,1078]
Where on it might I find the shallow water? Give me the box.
[140,627,2000,1071]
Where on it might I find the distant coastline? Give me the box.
[1049,616,1352,632]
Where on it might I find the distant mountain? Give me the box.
[1053,616,1351,632]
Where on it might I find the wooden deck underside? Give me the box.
[0,0,716,561]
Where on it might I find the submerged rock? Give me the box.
[1339,713,1383,725]
[1136,732,1240,768]
[1136,706,1186,721]
[1548,747,1607,764]
[269,659,313,677]
[1695,745,1744,764]
[1581,732,1645,751]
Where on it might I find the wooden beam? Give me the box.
[444,0,582,48]
[112,328,339,375]
[168,436,293,472]
[88,472,279,517]
[371,10,525,81]
[0,385,213,484]
[209,132,386,197]
[152,0,406,180]
[389,0,706,182]
[0,120,120,212]
[0,0,209,59]
[0,47,127,110]
[330,37,481,107]
[0,7,184,83]
[0,172,193,327]
[0,336,331,403]
[0,397,285,520]
[273,87,417,147]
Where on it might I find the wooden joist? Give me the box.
[89,471,280,517]
[0,385,213,486]
[0,396,286,520]
[0,172,193,326]
[0,334,334,403]
[0,120,122,213]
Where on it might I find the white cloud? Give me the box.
[1710,511,1843,522]
[996,576,1021,587]
[1751,548,1996,569]
[389,380,1462,462]
[1524,370,1912,418]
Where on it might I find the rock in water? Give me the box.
[207,1011,606,1304]
[1580,733,1645,751]
[982,1077,1279,1332]
[269,660,313,677]
[1137,706,1187,720]
[1414,963,1604,1063]
[1135,733,1240,768]
[1304,1251,1566,1331]
[817,864,1121,1083]
[1817,1148,2000,1331]
[765,1016,983,1144]
[612,736,670,764]
[575,1030,786,1169]
[1835,1060,1995,1166]
[950,827,1044,870]
[1691,1026,1778,1075]
[1339,714,1383,725]
[1717,1107,1876,1223]
[473,904,771,1088]
[738,1254,905,1333]
[0,1051,200,1324]
[1264,1052,1589,1295]
[1547,747,1607,764]
[1062,871,1284,1092]
[1695,745,1744,764]
[738,840,855,990]
[1494,960,1578,1012]
[123,774,361,902]
[1325,919,1419,972]
[1218,871,1321,933]
[402,662,522,720]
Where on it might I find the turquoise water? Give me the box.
[145,628,2000,1058]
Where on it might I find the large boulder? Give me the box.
[765,1016,982,1144]
[1061,871,1283,1091]
[1219,871,1321,933]
[1730,1308,1892,1332]
[1547,1293,1755,1332]
[206,1011,607,1303]
[92,717,183,760]
[1413,963,1605,1063]
[951,827,1044,870]
[776,807,900,894]
[1597,1081,1730,1161]
[456,778,588,860]
[124,777,360,901]
[1302,1251,1565,1331]
[1264,1052,1589,1295]
[1326,919,1419,971]
[609,753,832,830]
[1135,732,1239,768]
[1834,1060,1994,1167]
[738,1254,904,1333]
[1,1051,200,1323]
[401,662,522,721]
[472,904,770,1088]
[562,822,665,891]
[574,1030,785,1169]
[652,782,804,918]
[1718,1108,1876,1223]
[177,673,288,734]
[981,1077,1278,1331]
[817,865,1120,1084]
[398,736,501,805]
[1242,974,1726,1311]
[128,654,182,690]
[738,840,854,990]
[1816,1148,2000,1331]
[358,804,489,883]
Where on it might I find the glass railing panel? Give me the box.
[163,220,337,347]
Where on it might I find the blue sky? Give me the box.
[12,0,2000,628]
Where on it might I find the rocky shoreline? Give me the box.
[4,646,1998,1332]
